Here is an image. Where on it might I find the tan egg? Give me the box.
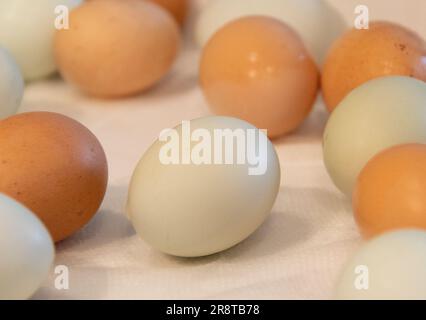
[200,16,319,139]
[0,112,108,242]
[322,21,426,112]
[54,0,180,98]
[353,144,426,239]
[149,0,188,27]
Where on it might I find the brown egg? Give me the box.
[54,0,180,98]
[353,144,426,239]
[322,21,426,112]
[149,0,188,27]
[0,112,108,242]
[199,16,319,139]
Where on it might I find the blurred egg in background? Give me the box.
[322,21,426,112]
[194,0,347,65]
[54,0,180,98]
[0,47,24,119]
[0,194,54,300]
[323,76,426,197]
[200,16,319,138]
[0,0,82,81]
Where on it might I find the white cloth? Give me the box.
[23,0,423,300]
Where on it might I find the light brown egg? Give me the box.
[200,16,319,139]
[322,21,426,112]
[0,112,108,242]
[353,144,426,239]
[54,0,180,98]
[149,0,188,27]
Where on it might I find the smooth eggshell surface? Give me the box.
[335,230,426,300]
[353,144,426,238]
[0,47,24,119]
[0,112,108,242]
[200,16,319,139]
[322,21,426,112]
[0,0,82,81]
[0,194,54,300]
[54,0,180,98]
[195,0,346,65]
[127,116,281,257]
[323,76,426,196]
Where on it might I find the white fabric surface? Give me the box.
[20,0,423,300]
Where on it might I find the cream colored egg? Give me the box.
[195,0,346,65]
[0,47,24,119]
[0,0,82,81]
[127,116,281,257]
[336,230,426,300]
[0,194,54,300]
[323,76,426,196]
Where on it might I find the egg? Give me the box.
[54,0,180,98]
[353,144,426,239]
[0,112,108,242]
[200,16,319,139]
[0,47,24,120]
[323,76,426,197]
[127,116,281,257]
[0,0,82,81]
[149,0,188,27]
[335,230,426,300]
[0,194,54,300]
[195,0,346,65]
[322,21,426,112]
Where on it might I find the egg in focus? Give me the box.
[323,76,426,196]
[0,47,24,120]
[322,21,426,112]
[0,194,54,300]
[127,116,281,257]
[335,230,426,300]
[0,112,108,242]
[200,16,319,139]
[54,0,180,98]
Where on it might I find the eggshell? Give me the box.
[0,47,24,119]
[322,21,426,112]
[0,112,108,242]
[0,0,82,81]
[200,16,319,139]
[0,194,54,300]
[335,230,426,300]
[353,144,426,239]
[195,0,346,65]
[323,76,426,196]
[149,0,188,26]
[127,116,281,257]
[54,0,180,98]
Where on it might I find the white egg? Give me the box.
[0,194,54,300]
[0,0,82,81]
[0,47,24,119]
[323,76,426,196]
[335,230,426,300]
[194,0,347,65]
[127,116,281,257]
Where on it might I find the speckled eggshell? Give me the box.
[323,76,426,196]
[0,194,54,300]
[0,47,24,119]
[322,21,426,112]
[0,112,108,242]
